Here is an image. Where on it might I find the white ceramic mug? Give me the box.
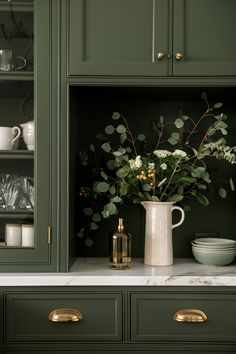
[22,224,34,247]
[0,126,21,150]
[0,49,27,71]
[5,224,22,246]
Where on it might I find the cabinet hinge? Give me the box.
[48,226,52,244]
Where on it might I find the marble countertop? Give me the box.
[0,258,236,286]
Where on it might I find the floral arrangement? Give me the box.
[78,93,236,245]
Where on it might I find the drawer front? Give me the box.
[5,292,123,342]
[130,292,236,342]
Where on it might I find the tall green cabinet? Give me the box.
[0,0,58,271]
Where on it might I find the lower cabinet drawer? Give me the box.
[4,292,123,342]
[130,292,236,342]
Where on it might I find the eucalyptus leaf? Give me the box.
[100,171,108,181]
[120,132,127,144]
[151,196,160,202]
[109,185,116,194]
[142,183,151,192]
[195,193,209,206]
[219,188,227,198]
[101,142,111,153]
[92,213,102,222]
[116,166,129,178]
[117,124,126,134]
[89,144,95,152]
[168,137,178,145]
[191,166,205,178]
[120,181,128,195]
[97,181,110,193]
[77,228,84,238]
[112,112,121,120]
[111,196,122,203]
[105,125,115,135]
[107,159,116,170]
[90,222,99,230]
[137,133,146,141]
[175,118,184,128]
[83,207,93,216]
[84,238,94,247]
[220,128,227,135]
[166,194,183,202]
[230,178,235,191]
[106,202,117,215]
[214,102,223,109]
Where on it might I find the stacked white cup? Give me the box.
[5,223,34,247]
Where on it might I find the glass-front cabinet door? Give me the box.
[0,0,55,271]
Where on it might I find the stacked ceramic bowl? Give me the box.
[192,238,236,266]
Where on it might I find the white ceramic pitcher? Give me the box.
[20,121,35,150]
[141,201,185,266]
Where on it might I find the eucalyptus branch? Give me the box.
[120,114,138,156]
[184,108,214,145]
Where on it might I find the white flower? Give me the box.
[135,155,142,168]
[148,162,155,170]
[173,149,187,158]
[129,156,142,169]
[153,149,172,158]
[129,159,136,169]
[160,163,167,170]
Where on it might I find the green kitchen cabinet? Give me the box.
[2,286,236,353]
[67,0,236,78]
[0,0,58,271]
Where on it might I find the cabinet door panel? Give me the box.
[173,0,236,76]
[131,292,236,342]
[68,0,170,76]
[5,292,123,342]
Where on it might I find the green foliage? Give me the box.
[78,94,236,244]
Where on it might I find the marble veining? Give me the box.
[0,258,236,286]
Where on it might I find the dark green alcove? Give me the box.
[69,86,236,259]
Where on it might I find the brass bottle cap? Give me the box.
[118,218,124,232]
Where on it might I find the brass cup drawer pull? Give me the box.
[49,308,83,322]
[174,309,207,323]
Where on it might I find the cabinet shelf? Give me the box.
[0,209,33,219]
[0,150,34,159]
[0,71,33,81]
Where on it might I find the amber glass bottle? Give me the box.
[110,218,131,269]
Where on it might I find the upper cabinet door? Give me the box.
[68,0,170,76]
[173,0,236,76]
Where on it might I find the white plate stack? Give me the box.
[191,237,236,266]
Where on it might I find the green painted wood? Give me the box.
[67,0,236,79]
[2,287,236,353]
[68,0,170,76]
[0,0,58,271]
[5,292,123,342]
[173,0,236,76]
[130,292,236,342]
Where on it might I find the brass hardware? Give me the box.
[48,226,51,244]
[49,308,83,322]
[156,52,165,60]
[174,309,207,323]
[175,52,183,61]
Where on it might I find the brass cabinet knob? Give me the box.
[49,308,83,322]
[156,52,165,60]
[175,52,183,61]
[173,309,207,323]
